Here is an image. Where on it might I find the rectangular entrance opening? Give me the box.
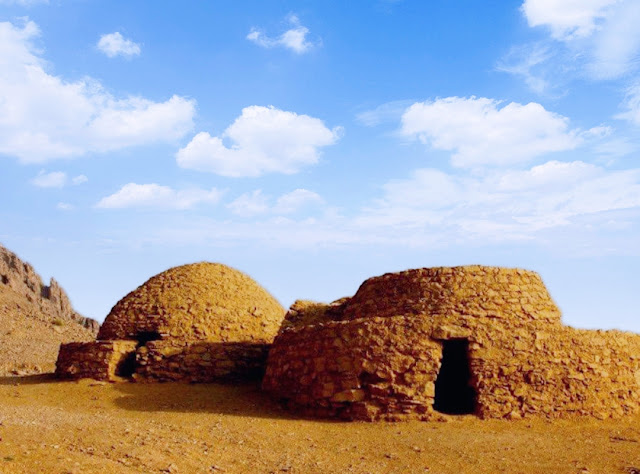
[434,339,475,415]
[114,351,137,378]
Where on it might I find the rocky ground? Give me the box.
[0,285,96,376]
[0,375,639,473]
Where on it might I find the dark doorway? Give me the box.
[115,352,137,378]
[135,331,161,347]
[434,339,475,414]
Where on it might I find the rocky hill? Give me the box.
[0,243,99,375]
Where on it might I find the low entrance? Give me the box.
[434,339,475,414]
[115,351,137,378]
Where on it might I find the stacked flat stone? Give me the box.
[263,266,640,420]
[56,262,285,382]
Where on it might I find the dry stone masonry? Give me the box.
[263,266,640,420]
[56,262,285,382]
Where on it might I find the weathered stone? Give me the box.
[263,265,640,421]
[56,262,284,383]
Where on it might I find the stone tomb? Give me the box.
[263,266,640,420]
[56,262,285,383]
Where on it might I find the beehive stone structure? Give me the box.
[56,262,285,382]
[263,266,640,420]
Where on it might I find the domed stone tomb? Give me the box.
[56,263,285,382]
[263,266,640,420]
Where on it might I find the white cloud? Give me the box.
[360,161,640,239]
[519,0,640,80]
[227,188,324,217]
[356,100,416,127]
[96,183,223,210]
[522,0,619,40]
[71,174,88,185]
[227,190,270,217]
[30,170,66,188]
[274,189,324,214]
[30,170,88,188]
[0,20,195,163]
[97,32,141,58]
[616,83,640,126]
[400,97,586,167]
[177,105,341,177]
[247,14,317,54]
[56,202,73,211]
[495,44,553,95]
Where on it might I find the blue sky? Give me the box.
[1,0,639,331]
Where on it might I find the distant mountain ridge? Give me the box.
[0,243,99,375]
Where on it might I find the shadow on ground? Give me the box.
[0,373,56,385]
[110,381,319,421]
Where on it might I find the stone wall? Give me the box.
[56,341,137,381]
[340,266,562,325]
[56,340,270,383]
[0,244,99,332]
[135,341,270,383]
[264,313,640,420]
[263,266,640,420]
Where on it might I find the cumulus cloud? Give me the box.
[0,20,195,163]
[360,160,640,239]
[400,97,590,167]
[247,14,317,54]
[177,105,341,177]
[96,183,223,210]
[97,32,141,58]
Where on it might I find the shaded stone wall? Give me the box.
[263,316,442,420]
[56,340,270,383]
[135,341,270,383]
[56,341,137,381]
[0,244,99,332]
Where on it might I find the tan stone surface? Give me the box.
[135,341,270,383]
[58,262,285,383]
[56,341,137,381]
[264,265,640,420]
[98,262,285,343]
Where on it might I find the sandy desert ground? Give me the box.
[0,375,639,474]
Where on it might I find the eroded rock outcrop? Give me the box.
[0,244,99,332]
[0,243,98,375]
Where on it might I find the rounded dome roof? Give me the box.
[342,265,561,325]
[97,262,285,343]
